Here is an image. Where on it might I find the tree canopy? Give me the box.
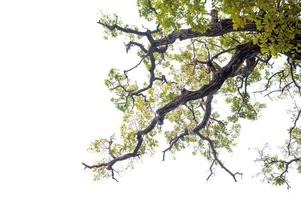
[83,0,301,188]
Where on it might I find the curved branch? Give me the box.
[83,42,260,177]
[162,129,189,161]
[192,95,241,181]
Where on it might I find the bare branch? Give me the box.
[162,129,189,161]
[254,70,284,94]
[206,160,216,181]
[192,95,242,181]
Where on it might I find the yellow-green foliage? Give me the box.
[88,0,301,185]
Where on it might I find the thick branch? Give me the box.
[156,43,260,116]
[152,19,257,47]
[83,42,260,177]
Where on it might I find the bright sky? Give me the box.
[0,0,300,199]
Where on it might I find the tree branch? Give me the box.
[83,40,259,180]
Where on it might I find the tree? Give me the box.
[83,0,301,188]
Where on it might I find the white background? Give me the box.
[0,0,300,199]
